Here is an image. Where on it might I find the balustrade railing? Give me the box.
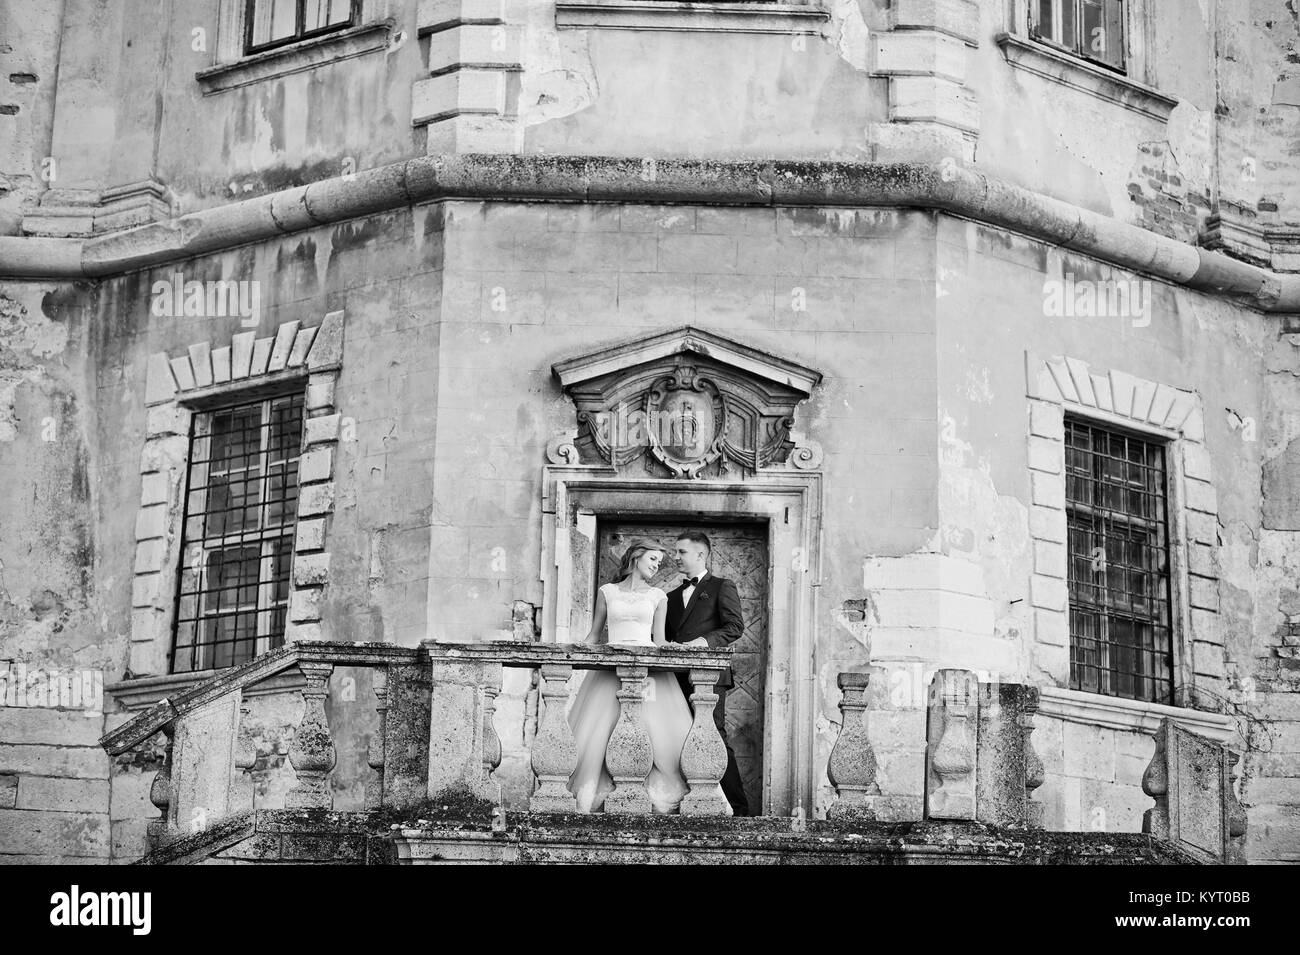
[425,641,735,816]
[100,639,736,849]
[100,641,422,848]
[102,644,1242,861]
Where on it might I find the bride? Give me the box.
[567,539,695,813]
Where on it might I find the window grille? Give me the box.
[1065,417,1174,704]
[172,394,304,673]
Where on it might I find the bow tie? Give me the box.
[686,577,700,587]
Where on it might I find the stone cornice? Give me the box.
[2,154,1298,314]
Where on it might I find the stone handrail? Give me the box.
[98,640,422,848]
[100,640,419,755]
[424,640,736,816]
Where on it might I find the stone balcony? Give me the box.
[98,641,1245,865]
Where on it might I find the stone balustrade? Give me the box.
[1142,717,1247,864]
[921,669,1045,827]
[101,639,737,849]
[423,641,736,816]
[825,667,1046,827]
[106,645,1247,862]
[100,641,424,848]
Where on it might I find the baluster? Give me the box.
[530,663,578,812]
[1022,687,1045,829]
[287,661,336,809]
[234,705,257,812]
[925,669,977,821]
[827,671,879,821]
[679,667,731,816]
[603,665,653,814]
[147,723,175,850]
[1141,722,1170,839]
[366,669,389,810]
[1224,751,1248,865]
[481,673,503,797]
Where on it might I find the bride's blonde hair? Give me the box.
[614,539,664,583]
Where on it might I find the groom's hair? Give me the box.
[676,530,711,554]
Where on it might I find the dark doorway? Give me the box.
[596,518,769,813]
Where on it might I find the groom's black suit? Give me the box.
[665,572,750,816]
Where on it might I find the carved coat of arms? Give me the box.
[548,326,823,479]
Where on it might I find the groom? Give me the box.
[665,531,750,817]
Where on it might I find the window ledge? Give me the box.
[556,0,830,34]
[1038,685,1236,744]
[196,20,394,95]
[995,32,1178,123]
[107,667,306,712]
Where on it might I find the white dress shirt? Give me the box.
[681,571,709,610]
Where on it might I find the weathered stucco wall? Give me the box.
[2,0,1299,863]
[7,0,1299,252]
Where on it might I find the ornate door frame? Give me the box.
[538,469,823,817]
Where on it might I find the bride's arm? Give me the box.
[581,588,608,644]
[652,594,668,645]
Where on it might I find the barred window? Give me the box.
[1065,418,1174,704]
[245,0,356,54]
[1029,0,1126,73]
[172,394,304,673]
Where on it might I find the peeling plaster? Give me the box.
[0,289,68,441]
[829,0,871,72]
[518,9,598,131]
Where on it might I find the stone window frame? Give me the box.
[1025,352,1226,732]
[996,0,1178,124]
[197,0,396,94]
[554,0,830,35]
[118,311,344,709]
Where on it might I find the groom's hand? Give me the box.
[684,637,709,648]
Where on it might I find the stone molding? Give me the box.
[1201,206,1300,273]
[870,0,981,162]
[554,0,830,34]
[196,20,395,95]
[995,32,1178,123]
[413,0,521,153]
[550,325,824,478]
[127,311,346,678]
[4,154,1300,315]
[536,471,823,815]
[106,667,307,712]
[1038,685,1236,744]
[21,180,174,238]
[1024,352,1222,705]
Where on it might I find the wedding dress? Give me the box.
[567,583,694,813]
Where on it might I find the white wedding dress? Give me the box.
[567,583,694,813]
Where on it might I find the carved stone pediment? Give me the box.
[549,326,823,478]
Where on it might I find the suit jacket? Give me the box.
[665,572,744,689]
